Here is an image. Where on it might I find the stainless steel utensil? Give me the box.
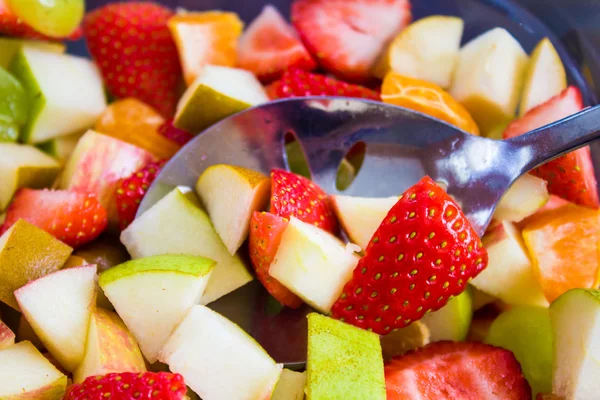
[139,97,600,367]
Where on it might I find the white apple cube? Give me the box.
[272,369,306,400]
[494,174,549,222]
[159,305,283,400]
[269,217,360,314]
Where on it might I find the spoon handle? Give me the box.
[507,105,600,175]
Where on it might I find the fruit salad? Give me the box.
[0,0,598,399]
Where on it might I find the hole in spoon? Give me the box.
[284,131,311,179]
[336,141,366,191]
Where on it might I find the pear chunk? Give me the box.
[272,369,306,400]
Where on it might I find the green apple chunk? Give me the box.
[36,131,82,162]
[99,255,215,363]
[0,38,65,70]
[0,66,27,142]
[306,313,386,400]
[272,369,306,400]
[0,341,67,399]
[422,288,472,342]
[471,221,547,307]
[120,188,253,305]
[494,174,549,222]
[10,47,107,143]
[486,306,552,396]
[269,217,360,313]
[550,288,600,399]
[174,65,269,134]
[159,305,283,400]
[0,319,15,350]
[0,143,60,210]
[14,265,97,372]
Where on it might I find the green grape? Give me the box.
[485,306,553,396]
[7,0,84,38]
[0,67,27,142]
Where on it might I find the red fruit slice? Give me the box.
[158,119,194,146]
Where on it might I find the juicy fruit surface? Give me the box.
[7,0,84,38]
[385,341,532,399]
[331,176,488,334]
[158,119,193,146]
[0,0,82,40]
[64,372,186,400]
[0,66,27,142]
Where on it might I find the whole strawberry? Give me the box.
[83,2,182,117]
[64,372,187,400]
[158,119,194,146]
[115,160,166,230]
[331,176,488,334]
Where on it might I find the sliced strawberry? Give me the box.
[331,176,488,334]
[158,119,194,146]
[0,0,82,40]
[291,0,412,82]
[270,169,337,233]
[83,3,182,117]
[115,160,166,230]
[385,341,532,400]
[267,69,380,100]
[504,86,598,208]
[237,5,315,82]
[1,189,108,248]
[64,371,186,400]
[249,211,303,308]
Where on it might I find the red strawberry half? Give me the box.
[385,341,532,400]
[115,159,166,230]
[249,211,303,308]
[158,119,194,146]
[291,0,412,82]
[1,189,108,248]
[237,5,315,82]
[270,169,337,233]
[504,86,599,208]
[0,0,82,40]
[64,371,186,400]
[83,2,182,117]
[330,176,488,334]
[267,69,380,100]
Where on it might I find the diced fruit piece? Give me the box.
[62,255,87,268]
[36,132,82,162]
[272,369,306,400]
[0,142,60,210]
[73,235,130,275]
[10,47,107,143]
[14,265,97,372]
[0,66,27,142]
[0,219,72,310]
[94,98,180,160]
[0,37,65,69]
[486,306,553,396]
[65,372,186,400]
[238,5,315,82]
[519,38,566,116]
[1,189,108,248]
[380,321,430,360]
[121,188,253,305]
[382,72,479,135]
[494,174,549,222]
[115,160,166,230]
[7,0,83,38]
[0,319,14,350]
[196,164,271,255]
[307,313,386,399]
[158,119,194,146]
[249,211,303,308]
[450,28,528,134]
[267,68,380,100]
[17,314,45,350]
[271,169,337,233]
[73,308,146,384]
[471,286,497,311]
[83,2,181,117]
[168,11,243,85]
[99,255,215,363]
[471,221,548,307]
[174,65,268,134]
[504,86,598,208]
[58,130,156,229]
[374,15,463,88]
[269,217,359,313]
[331,176,488,334]
[291,0,412,82]
[522,205,600,303]
[422,289,472,342]
[160,305,283,400]
[331,195,398,249]
[550,288,600,400]
[385,341,532,399]
[0,341,67,399]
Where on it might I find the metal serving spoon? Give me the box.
[139,97,600,367]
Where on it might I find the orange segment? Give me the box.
[168,11,244,85]
[381,72,480,135]
[94,98,180,160]
[522,205,600,303]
